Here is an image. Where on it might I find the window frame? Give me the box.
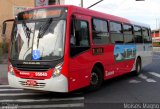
[91,18,110,45]
[134,25,143,43]
[123,23,135,43]
[78,20,90,47]
[70,18,91,57]
[123,24,133,35]
[109,21,123,34]
[109,21,124,44]
[142,27,152,43]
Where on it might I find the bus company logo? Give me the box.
[105,71,114,76]
[19,72,30,76]
[23,62,40,65]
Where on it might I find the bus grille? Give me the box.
[15,64,50,72]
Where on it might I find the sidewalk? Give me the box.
[0,64,8,85]
[0,53,7,64]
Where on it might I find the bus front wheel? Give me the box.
[88,67,103,91]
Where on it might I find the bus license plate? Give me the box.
[26,80,37,86]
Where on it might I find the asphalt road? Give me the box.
[0,52,160,109]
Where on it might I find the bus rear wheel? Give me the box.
[88,67,103,91]
[134,58,142,75]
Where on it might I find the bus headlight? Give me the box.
[9,64,14,75]
[52,62,63,77]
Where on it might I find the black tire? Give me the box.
[134,58,142,75]
[88,67,103,91]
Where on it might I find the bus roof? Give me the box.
[23,5,150,28]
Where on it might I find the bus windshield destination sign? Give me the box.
[18,9,62,20]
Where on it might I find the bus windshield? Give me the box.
[10,18,66,61]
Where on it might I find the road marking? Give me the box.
[152,58,160,60]
[17,103,84,108]
[138,74,148,79]
[0,93,42,97]
[146,79,156,83]
[129,80,141,84]
[0,85,9,88]
[0,97,84,103]
[138,74,157,83]
[149,72,160,78]
[0,89,23,91]
[0,86,85,108]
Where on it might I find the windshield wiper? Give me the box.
[38,18,53,38]
[22,21,32,47]
[37,18,53,48]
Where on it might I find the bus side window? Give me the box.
[142,28,152,43]
[134,26,143,43]
[70,19,90,57]
[110,21,124,44]
[123,24,134,43]
[92,18,109,45]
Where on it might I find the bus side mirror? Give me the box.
[2,22,7,37]
[1,19,15,37]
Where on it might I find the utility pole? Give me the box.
[81,0,83,7]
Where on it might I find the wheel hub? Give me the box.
[91,72,99,85]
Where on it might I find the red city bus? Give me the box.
[2,5,152,92]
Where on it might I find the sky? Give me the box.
[65,0,160,30]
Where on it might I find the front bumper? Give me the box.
[8,72,68,92]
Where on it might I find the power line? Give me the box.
[87,0,103,9]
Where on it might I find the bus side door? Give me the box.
[68,14,93,91]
